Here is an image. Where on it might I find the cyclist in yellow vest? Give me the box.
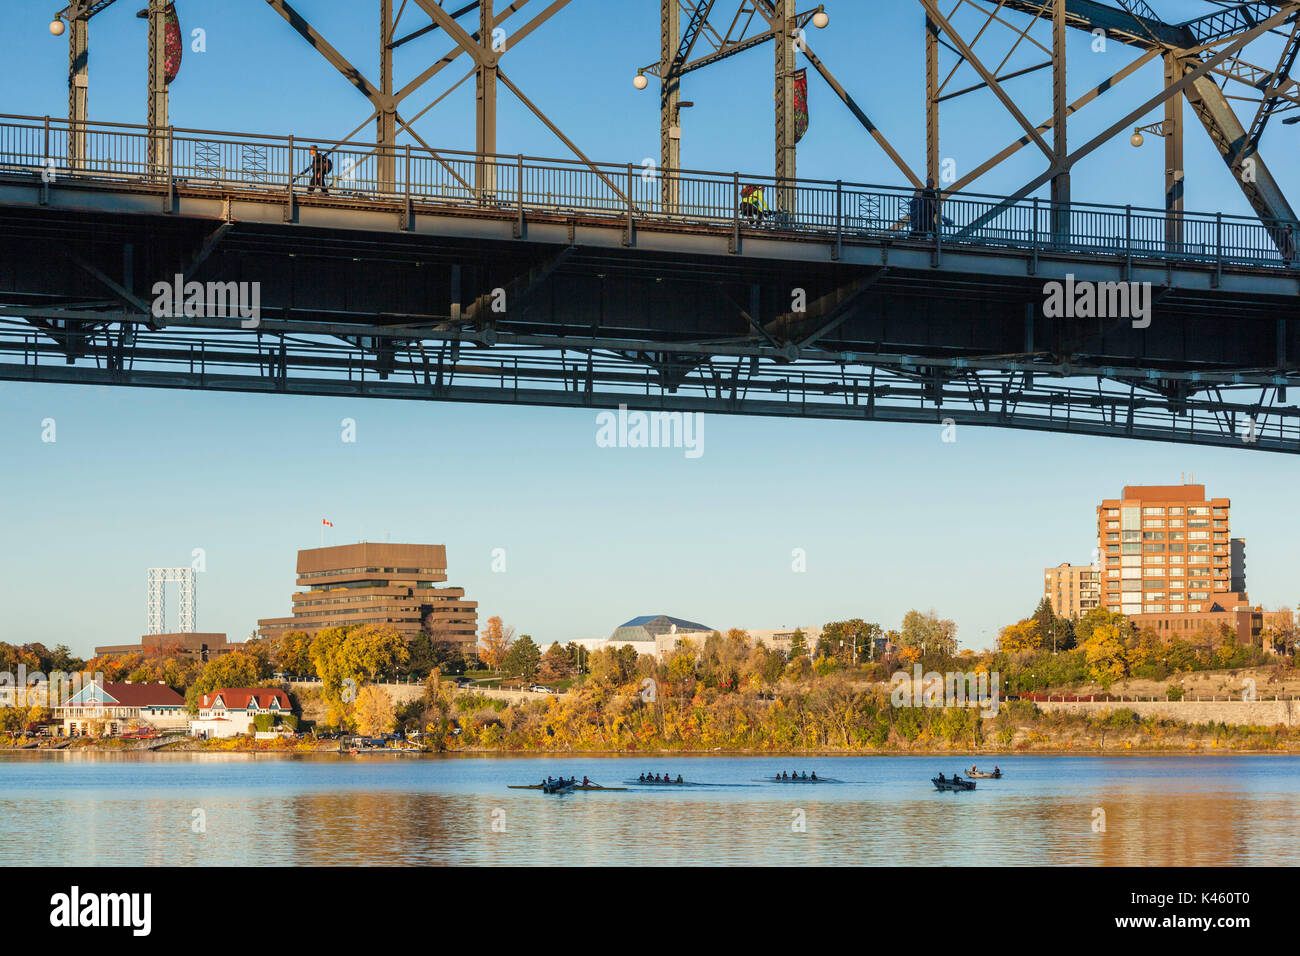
[740,184,770,224]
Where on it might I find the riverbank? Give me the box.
[6,734,1298,756]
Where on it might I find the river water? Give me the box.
[4,753,1297,865]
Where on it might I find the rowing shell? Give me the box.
[751,777,840,784]
[508,784,628,791]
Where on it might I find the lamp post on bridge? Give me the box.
[48,0,172,177]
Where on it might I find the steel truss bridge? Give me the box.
[1,0,1299,452]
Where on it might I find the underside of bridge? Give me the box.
[0,190,1296,452]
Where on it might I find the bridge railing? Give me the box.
[0,113,1295,270]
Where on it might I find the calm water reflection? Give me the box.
[2,753,1297,865]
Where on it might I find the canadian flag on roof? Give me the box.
[322,519,333,527]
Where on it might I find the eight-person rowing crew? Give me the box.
[639,773,685,783]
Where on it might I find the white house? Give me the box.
[190,687,291,739]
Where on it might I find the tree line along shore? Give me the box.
[3,601,1296,752]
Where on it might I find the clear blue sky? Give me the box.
[1,0,1297,656]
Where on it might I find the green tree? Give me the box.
[184,649,274,712]
[501,635,542,680]
[565,642,590,675]
[899,610,958,658]
[1032,597,1075,651]
[406,632,438,678]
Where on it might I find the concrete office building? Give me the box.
[1043,563,1102,619]
[257,543,478,653]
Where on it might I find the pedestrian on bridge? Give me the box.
[909,177,952,238]
[910,177,938,237]
[306,144,333,195]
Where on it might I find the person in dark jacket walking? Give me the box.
[307,144,332,195]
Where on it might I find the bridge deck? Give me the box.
[1,113,1296,273]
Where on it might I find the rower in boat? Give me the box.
[810,772,817,780]
[676,774,684,784]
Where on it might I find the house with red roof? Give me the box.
[190,687,292,738]
[54,680,186,736]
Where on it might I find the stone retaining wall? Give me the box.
[1033,698,1299,727]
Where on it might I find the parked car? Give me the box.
[529,684,555,694]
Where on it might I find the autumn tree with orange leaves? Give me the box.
[478,616,515,673]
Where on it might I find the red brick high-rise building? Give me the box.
[1096,484,1259,644]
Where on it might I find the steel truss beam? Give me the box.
[1,319,1295,452]
[642,2,920,191]
[993,0,1300,246]
[263,0,602,194]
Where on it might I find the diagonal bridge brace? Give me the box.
[764,269,888,354]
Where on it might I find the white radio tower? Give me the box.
[147,567,196,635]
